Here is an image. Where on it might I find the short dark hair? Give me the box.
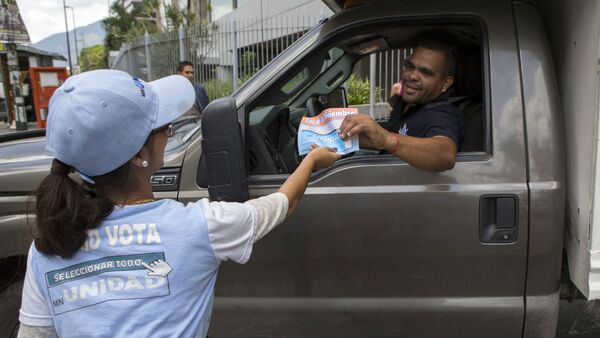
[416,38,457,78]
[177,60,194,73]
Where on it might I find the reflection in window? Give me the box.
[281,68,309,94]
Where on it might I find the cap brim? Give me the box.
[149,75,196,128]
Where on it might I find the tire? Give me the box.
[0,280,23,338]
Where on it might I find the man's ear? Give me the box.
[442,76,454,93]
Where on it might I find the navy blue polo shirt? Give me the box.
[386,91,461,147]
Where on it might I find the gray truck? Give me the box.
[1,0,599,336]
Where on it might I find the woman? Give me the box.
[17,70,340,338]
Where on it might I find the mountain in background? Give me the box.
[32,20,105,63]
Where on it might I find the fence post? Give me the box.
[179,24,186,62]
[231,18,239,91]
[125,43,133,75]
[369,53,376,118]
[145,30,152,81]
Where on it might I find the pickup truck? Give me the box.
[0,0,598,336]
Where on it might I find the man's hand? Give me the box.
[338,114,390,150]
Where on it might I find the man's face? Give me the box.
[401,47,454,105]
[178,65,194,81]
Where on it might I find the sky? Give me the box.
[17,0,111,43]
[16,0,236,44]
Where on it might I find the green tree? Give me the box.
[164,4,198,28]
[346,74,383,105]
[103,0,161,51]
[79,45,107,72]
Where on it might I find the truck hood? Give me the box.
[0,119,201,193]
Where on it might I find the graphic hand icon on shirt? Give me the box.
[142,259,172,277]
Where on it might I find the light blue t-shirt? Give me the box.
[20,198,258,338]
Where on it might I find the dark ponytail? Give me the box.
[33,159,114,258]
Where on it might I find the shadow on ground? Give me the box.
[557,299,600,337]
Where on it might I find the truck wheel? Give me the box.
[0,280,23,338]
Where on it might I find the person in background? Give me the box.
[176,60,210,116]
[17,69,340,338]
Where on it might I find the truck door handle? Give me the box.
[479,195,519,243]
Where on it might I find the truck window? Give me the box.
[245,19,486,176]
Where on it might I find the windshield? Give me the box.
[233,20,325,106]
[165,116,201,153]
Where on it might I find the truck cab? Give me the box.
[195,0,563,336]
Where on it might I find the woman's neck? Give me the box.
[106,187,155,206]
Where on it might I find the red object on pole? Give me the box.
[29,67,68,129]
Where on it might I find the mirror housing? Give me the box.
[200,97,249,202]
[322,86,347,108]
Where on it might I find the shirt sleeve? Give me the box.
[199,199,256,264]
[244,192,288,242]
[424,108,461,146]
[200,192,289,264]
[19,245,54,327]
[17,324,58,338]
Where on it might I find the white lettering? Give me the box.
[124,276,144,290]
[83,230,101,251]
[107,277,125,291]
[63,287,78,302]
[146,223,161,244]
[146,276,166,289]
[119,224,134,245]
[99,278,107,294]
[106,225,119,246]
[104,224,161,247]
[79,282,98,299]
[133,224,147,244]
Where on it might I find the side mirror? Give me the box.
[200,97,249,202]
[321,86,348,108]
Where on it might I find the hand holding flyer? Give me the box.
[297,108,360,155]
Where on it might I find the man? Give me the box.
[176,61,210,116]
[339,38,460,172]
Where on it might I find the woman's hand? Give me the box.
[305,144,342,169]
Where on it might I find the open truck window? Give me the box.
[245,18,487,176]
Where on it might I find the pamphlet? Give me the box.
[297,108,360,155]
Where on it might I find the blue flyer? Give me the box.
[297,108,360,155]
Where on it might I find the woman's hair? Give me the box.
[33,159,131,258]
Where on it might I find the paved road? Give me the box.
[0,122,40,136]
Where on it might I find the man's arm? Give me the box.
[386,133,456,171]
[196,83,210,111]
[339,114,457,172]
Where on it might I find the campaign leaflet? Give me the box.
[297,108,359,155]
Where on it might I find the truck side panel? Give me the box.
[513,1,565,336]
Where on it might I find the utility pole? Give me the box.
[6,44,27,130]
[1,0,27,130]
[78,32,86,71]
[62,0,73,72]
[66,6,78,67]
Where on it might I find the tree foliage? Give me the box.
[103,0,206,52]
[346,74,383,105]
[79,45,107,71]
[164,4,198,29]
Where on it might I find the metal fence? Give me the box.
[110,14,411,119]
[111,15,323,101]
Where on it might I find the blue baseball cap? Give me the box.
[46,69,195,177]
